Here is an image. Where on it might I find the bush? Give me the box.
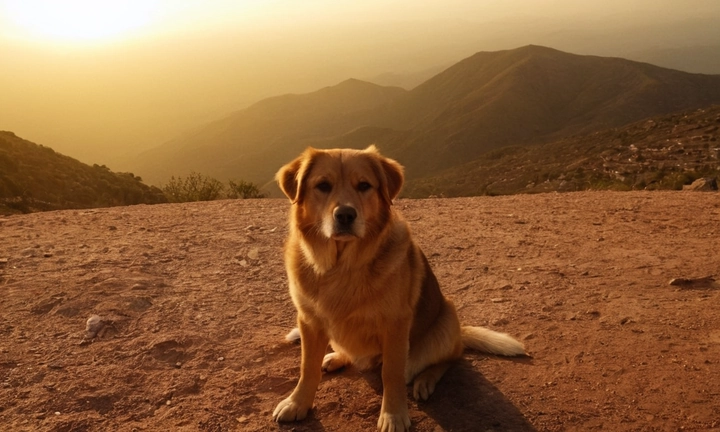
[162,173,266,202]
[163,172,225,203]
[227,180,266,199]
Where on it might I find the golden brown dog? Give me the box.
[273,146,525,431]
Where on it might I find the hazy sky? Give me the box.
[1,0,719,168]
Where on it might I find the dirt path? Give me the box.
[1,191,719,431]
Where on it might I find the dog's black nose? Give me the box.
[333,205,357,225]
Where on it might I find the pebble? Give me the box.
[85,315,104,338]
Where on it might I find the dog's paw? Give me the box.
[322,352,349,372]
[377,411,411,432]
[412,376,436,401]
[273,397,310,423]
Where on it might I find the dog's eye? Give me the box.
[315,181,332,193]
[357,181,372,192]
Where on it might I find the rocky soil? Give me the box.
[1,191,719,431]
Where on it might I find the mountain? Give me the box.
[0,132,166,215]
[130,79,407,186]
[402,105,720,197]
[374,45,720,176]
[125,45,720,189]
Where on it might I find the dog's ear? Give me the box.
[380,156,404,201]
[365,145,404,202]
[276,148,316,203]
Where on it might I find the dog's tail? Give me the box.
[285,327,301,343]
[461,326,526,356]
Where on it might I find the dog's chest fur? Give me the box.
[288,217,422,357]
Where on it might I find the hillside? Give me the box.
[378,45,720,176]
[129,79,407,186]
[0,132,166,215]
[124,45,720,188]
[403,106,720,197]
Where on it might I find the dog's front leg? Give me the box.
[273,319,328,423]
[377,319,411,432]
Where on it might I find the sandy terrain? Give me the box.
[1,191,719,431]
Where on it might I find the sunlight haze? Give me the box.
[1,0,719,173]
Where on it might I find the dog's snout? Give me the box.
[333,205,357,226]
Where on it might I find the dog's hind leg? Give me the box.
[322,351,351,372]
[405,300,463,398]
[412,362,453,401]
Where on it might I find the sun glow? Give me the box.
[2,0,159,44]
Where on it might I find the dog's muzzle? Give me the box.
[332,205,357,237]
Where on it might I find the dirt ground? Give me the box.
[1,191,719,432]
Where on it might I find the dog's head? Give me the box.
[276,146,404,241]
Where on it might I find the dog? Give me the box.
[273,146,525,431]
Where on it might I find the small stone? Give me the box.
[85,315,104,338]
[683,177,718,191]
[166,400,171,406]
[43,252,53,258]
[491,298,508,303]
[217,356,224,361]
[247,248,259,260]
[54,412,61,416]
[237,416,248,423]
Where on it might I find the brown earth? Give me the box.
[1,191,719,432]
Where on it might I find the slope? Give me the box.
[378,45,720,177]
[402,105,720,197]
[126,46,720,188]
[129,79,407,186]
[0,132,166,214]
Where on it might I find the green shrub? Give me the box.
[163,172,225,203]
[162,173,266,202]
[227,179,266,199]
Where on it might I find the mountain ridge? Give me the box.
[122,45,720,189]
[0,131,166,215]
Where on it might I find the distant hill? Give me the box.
[0,132,166,215]
[403,105,720,197]
[376,45,720,177]
[125,45,720,190]
[130,79,407,186]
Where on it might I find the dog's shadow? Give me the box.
[348,355,535,431]
[416,356,536,431]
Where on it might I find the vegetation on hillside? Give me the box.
[0,132,267,215]
[402,106,720,197]
[0,132,168,215]
[162,173,265,203]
